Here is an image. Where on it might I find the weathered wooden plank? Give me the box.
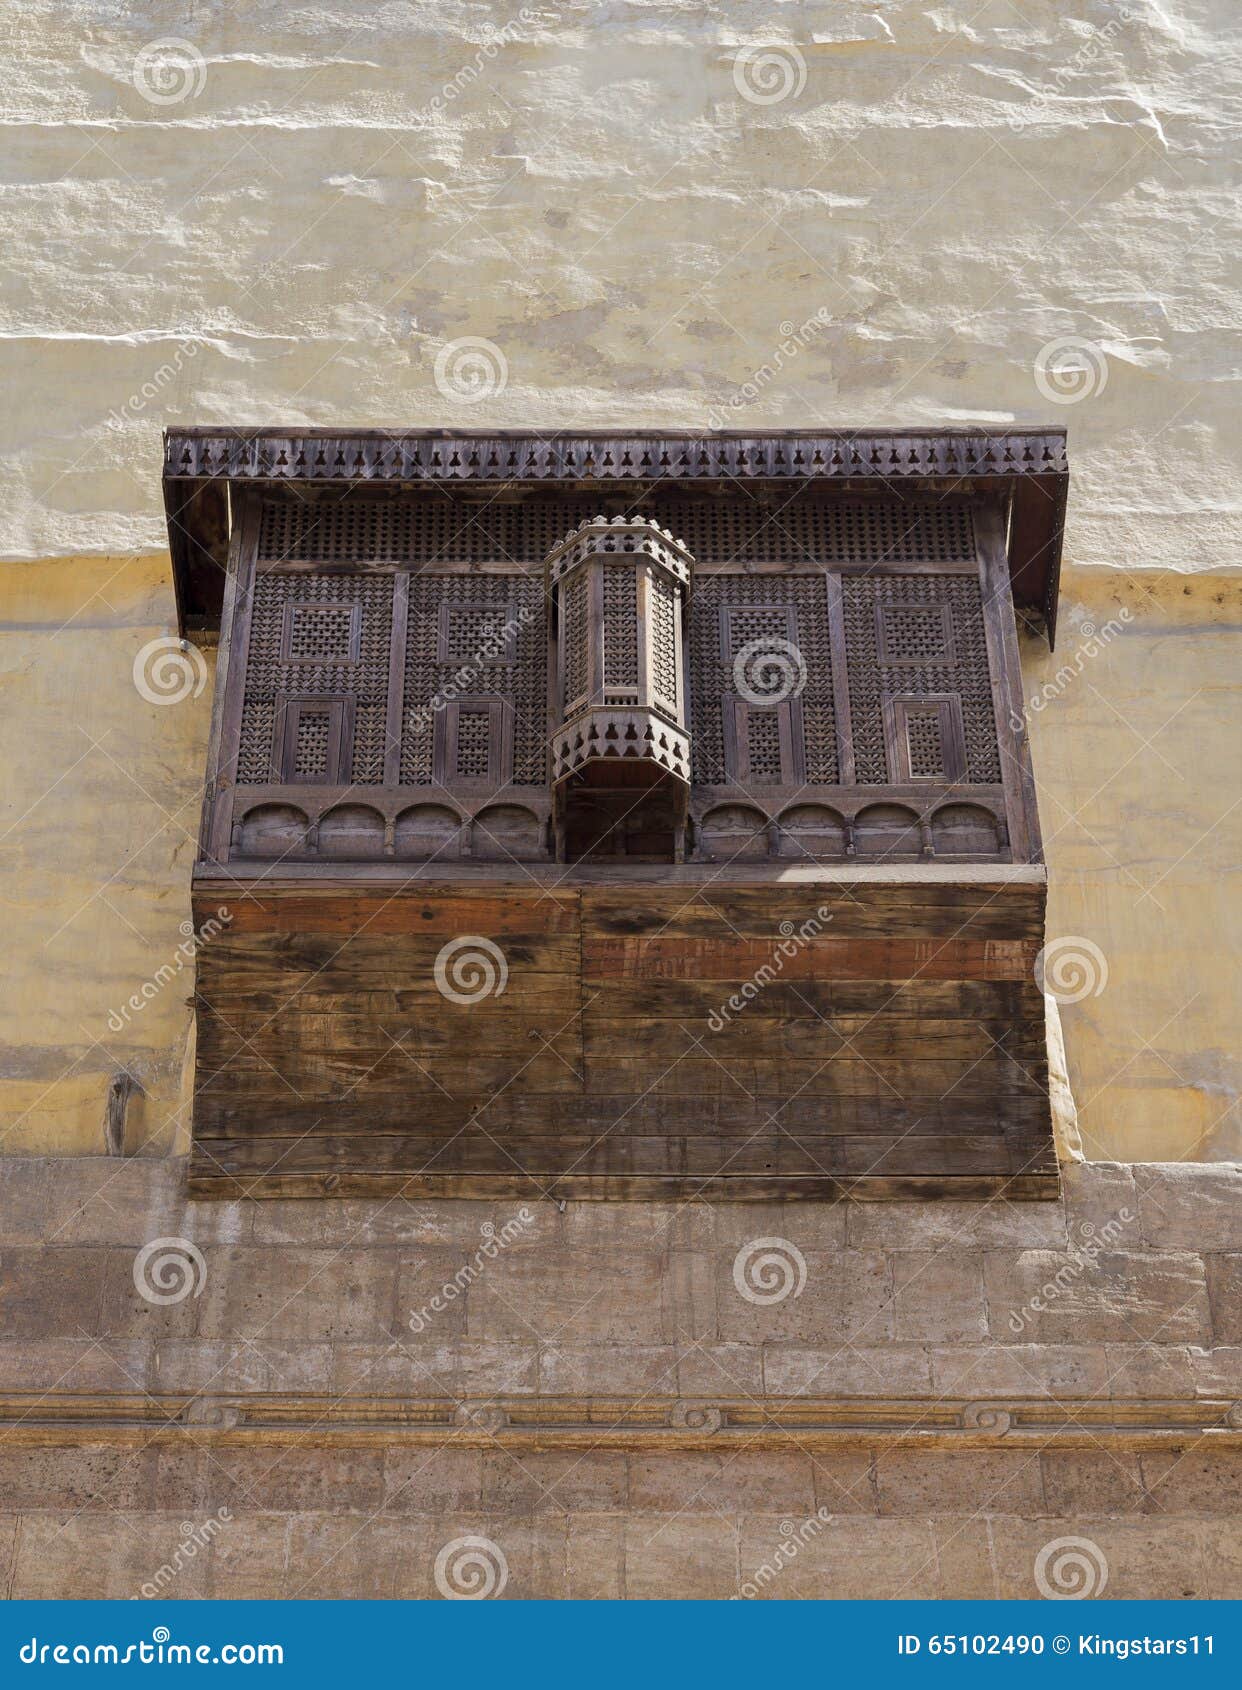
[188,1167,1060,1203]
[579,1056,1046,1099]
[190,978,1043,1022]
[195,1051,581,1099]
[578,885,1044,941]
[583,935,1040,982]
[192,1131,1019,1179]
[188,866,1054,1201]
[582,1014,1048,1064]
[194,1092,1050,1141]
[197,1009,584,1061]
[199,892,580,938]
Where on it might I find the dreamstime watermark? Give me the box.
[425,13,538,114]
[133,636,208,705]
[132,38,207,105]
[733,1238,808,1306]
[106,339,199,430]
[434,936,509,1003]
[408,1211,535,1333]
[1010,14,1134,131]
[133,1237,206,1306]
[733,637,806,705]
[708,907,833,1033]
[433,336,508,404]
[1008,1209,1136,1334]
[1034,336,1109,404]
[19,1630,281,1666]
[1035,1535,1109,1599]
[735,1505,833,1597]
[707,307,833,427]
[1035,936,1109,1004]
[407,607,534,734]
[434,1534,509,1599]
[733,44,807,106]
[108,908,231,1033]
[1009,609,1132,731]
[136,1510,232,1599]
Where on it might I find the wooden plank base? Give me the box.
[189,876,1057,1201]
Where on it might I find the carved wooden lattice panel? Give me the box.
[906,707,945,777]
[690,576,837,785]
[454,710,493,778]
[238,573,393,784]
[843,574,1000,784]
[649,572,679,715]
[602,565,638,691]
[402,574,547,786]
[562,572,589,712]
[257,493,975,568]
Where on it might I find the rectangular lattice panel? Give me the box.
[690,576,837,785]
[843,574,1000,785]
[402,574,547,786]
[238,573,393,785]
[257,492,976,568]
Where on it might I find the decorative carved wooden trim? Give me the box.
[162,427,1068,640]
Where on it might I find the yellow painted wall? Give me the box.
[1029,570,1242,1162]
[0,556,210,1155]
[1,555,1237,1162]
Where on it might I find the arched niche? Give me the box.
[318,803,386,859]
[853,802,921,860]
[393,803,461,861]
[930,802,1003,858]
[473,803,544,861]
[778,803,848,861]
[236,803,309,859]
[699,803,769,862]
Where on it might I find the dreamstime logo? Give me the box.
[733,1238,807,1306]
[433,337,508,404]
[1008,608,1133,733]
[1035,936,1108,1004]
[408,1211,535,1333]
[708,908,833,1032]
[133,1238,206,1306]
[425,12,539,114]
[434,936,509,1004]
[1035,1536,1109,1600]
[106,338,199,430]
[733,637,806,705]
[1010,14,1133,131]
[434,1535,509,1600]
[1008,1209,1136,1334]
[736,1506,833,1598]
[108,908,231,1032]
[733,44,807,106]
[133,637,208,706]
[407,606,534,734]
[132,38,207,106]
[137,1510,232,1598]
[706,306,833,428]
[1033,337,1109,404]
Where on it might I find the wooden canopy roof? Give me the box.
[162,426,1069,643]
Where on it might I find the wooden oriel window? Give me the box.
[168,429,1066,1202]
[192,482,1042,871]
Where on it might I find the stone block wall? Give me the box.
[0,1157,1239,1598]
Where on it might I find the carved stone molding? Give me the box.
[3,1394,1237,1450]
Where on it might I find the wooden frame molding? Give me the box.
[163,427,1068,640]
